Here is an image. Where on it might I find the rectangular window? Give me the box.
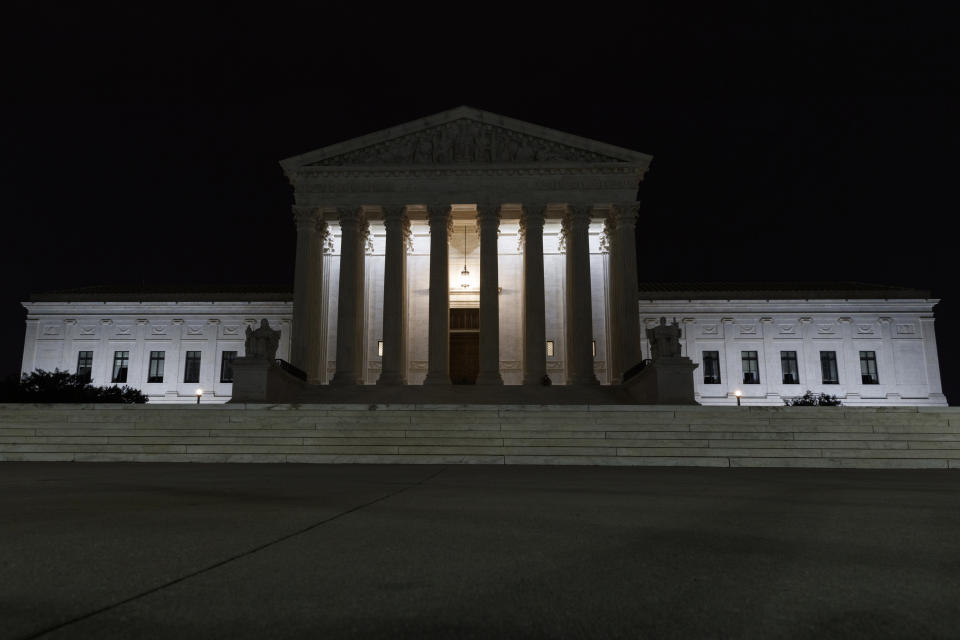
[860,351,879,384]
[702,351,721,384]
[820,351,839,384]
[781,351,800,385]
[220,351,237,383]
[741,351,760,384]
[377,340,383,357]
[76,351,93,383]
[184,351,201,384]
[546,340,554,357]
[111,351,129,383]
[592,340,596,358]
[147,351,165,383]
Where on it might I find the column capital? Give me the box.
[382,205,407,222]
[293,205,322,231]
[426,204,451,221]
[382,206,410,249]
[560,204,592,249]
[476,203,502,222]
[336,206,364,226]
[520,203,546,224]
[562,204,594,233]
[613,201,641,224]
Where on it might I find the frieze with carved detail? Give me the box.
[308,120,621,166]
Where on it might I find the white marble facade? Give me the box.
[639,298,946,406]
[20,298,291,403]
[20,286,946,406]
[17,107,948,406]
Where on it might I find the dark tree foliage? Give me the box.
[784,390,842,407]
[0,369,148,403]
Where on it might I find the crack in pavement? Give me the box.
[18,466,449,640]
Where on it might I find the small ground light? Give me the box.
[195,388,203,405]
[734,389,742,406]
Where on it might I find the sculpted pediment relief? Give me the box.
[282,107,652,173]
[309,119,619,166]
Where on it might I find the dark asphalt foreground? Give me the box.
[1,465,959,640]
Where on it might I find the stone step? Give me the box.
[3,404,960,469]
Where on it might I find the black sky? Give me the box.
[1,4,957,400]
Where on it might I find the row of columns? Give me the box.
[290,203,641,386]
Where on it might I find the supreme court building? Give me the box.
[20,108,947,405]
[282,106,649,391]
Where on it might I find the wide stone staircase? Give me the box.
[2,404,959,468]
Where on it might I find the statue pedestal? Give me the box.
[230,357,305,403]
[622,357,699,405]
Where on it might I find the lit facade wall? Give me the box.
[639,299,946,406]
[20,300,292,404]
[21,289,946,406]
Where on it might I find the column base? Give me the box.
[422,373,451,385]
[475,372,504,385]
[522,373,551,386]
[567,374,600,386]
[376,373,407,386]
[330,371,360,386]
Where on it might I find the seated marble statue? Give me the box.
[646,317,683,360]
[244,319,281,362]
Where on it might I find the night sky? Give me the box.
[2,5,956,401]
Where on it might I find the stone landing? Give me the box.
[1,404,960,468]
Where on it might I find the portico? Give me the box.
[280,107,653,397]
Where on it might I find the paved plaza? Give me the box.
[2,463,959,639]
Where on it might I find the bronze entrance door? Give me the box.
[449,309,480,385]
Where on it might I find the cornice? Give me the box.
[293,164,643,180]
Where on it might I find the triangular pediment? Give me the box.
[281,106,651,173]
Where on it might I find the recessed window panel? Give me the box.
[184,351,201,384]
[820,351,839,384]
[220,351,237,383]
[741,351,760,384]
[147,351,165,383]
[860,351,879,385]
[781,351,799,385]
[76,351,93,383]
[702,351,721,384]
[111,351,129,384]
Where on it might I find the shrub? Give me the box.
[1,369,148,403]
[784,390,842,407]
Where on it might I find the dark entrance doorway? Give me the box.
[449,308,480,385]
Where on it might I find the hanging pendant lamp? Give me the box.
[459,226,470,288]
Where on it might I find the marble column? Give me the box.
[476,204,503,385]
[331,207,364,386]
[291,206,326,381]
[614,202,642,375]
[423,204,451,385]
[521,204,547,385]
[604,213,623,384]
[354,215,369,382]
[378,206,408,385]
[563,205,599,385]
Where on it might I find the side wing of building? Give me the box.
[20,291,293,403]
[638,284,946,406]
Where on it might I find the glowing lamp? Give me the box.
[734,389,742,406]
[195,388,204,405]
[459,226,470,288]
